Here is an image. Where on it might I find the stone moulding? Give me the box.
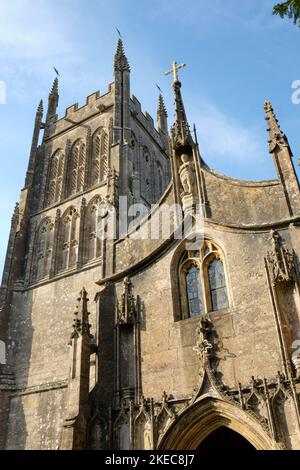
[9,379,68,398]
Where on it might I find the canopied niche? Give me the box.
[115,278,142,406]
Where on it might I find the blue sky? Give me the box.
[0,0,299,275]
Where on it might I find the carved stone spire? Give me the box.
[45,77,59,127]
[157,94,168,132]
[264,101,300,216]
[157,94,169,150]
[165,61,200,213]
[25,99,44,187]
[157,93,167,118]
[264,100,290,154]
[171,78,193,152]
[70,287,92,343]
[114,38,130,72]
[113,37,131,193]
[61,288,93,450]
[37,99,43,115]
[163,61,193,151]
[50,76,59,96]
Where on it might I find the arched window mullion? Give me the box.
[177,241,230,321]
[88,205,97,261]
[32,219,54,282]
[207,257,229,312]
[200,259,209,315]
[100,130,109,182]
[77,142,86,193]
[62,216,71,271]
[70,144,79,196]
[93,133,101,185]
[181,260,204,319]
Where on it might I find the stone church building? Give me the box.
[0,40,300,450]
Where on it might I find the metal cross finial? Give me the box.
[165,61,186,83]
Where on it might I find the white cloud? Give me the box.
[0,0,76,59]
[0,0,95,105]
[189,100,265,164]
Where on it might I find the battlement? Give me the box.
[130,94,165,149]
[46,83,114,139]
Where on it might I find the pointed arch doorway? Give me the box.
[158,397,280,450]
[198,426,256,451]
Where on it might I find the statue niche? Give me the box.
[179,153,195,197]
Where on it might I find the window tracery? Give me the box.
[178,241,229,320]
[46,150,64,206]
[67,140,86,196]
[31,218,54,282]
[91,129,109,186]
[59,207,80,271]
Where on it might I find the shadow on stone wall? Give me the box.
[5,288,34,449]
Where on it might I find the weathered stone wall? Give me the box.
[111,221,300,450]
[1,41,299,450]
[203,168,290,226]
[114,225,290,401]
[5,266,101,449]
[7,386,66,450]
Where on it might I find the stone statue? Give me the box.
[179,154,195,195]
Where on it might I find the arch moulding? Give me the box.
[158,396,281,451]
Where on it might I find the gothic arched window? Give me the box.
[91,129,109,186]
[67,140,86,196]
[177,241,229,320]
[59,207,80,271]
[31,218,54,282]
[46,150,64,206]
[208,258,229,311]
[186,265,204,317]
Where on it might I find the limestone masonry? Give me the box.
[0,40,300,450]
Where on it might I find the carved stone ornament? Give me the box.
[292,352,300,379]
[264,100,289,154]
[179,154,195,196]
[266,230,296,284]
[193,317,214,364]
[69,288,92,344]
[117,277,137,325]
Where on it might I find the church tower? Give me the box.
[1,41,300,451]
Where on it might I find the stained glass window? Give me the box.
[186,265,204,317]
[208,259,229,311]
